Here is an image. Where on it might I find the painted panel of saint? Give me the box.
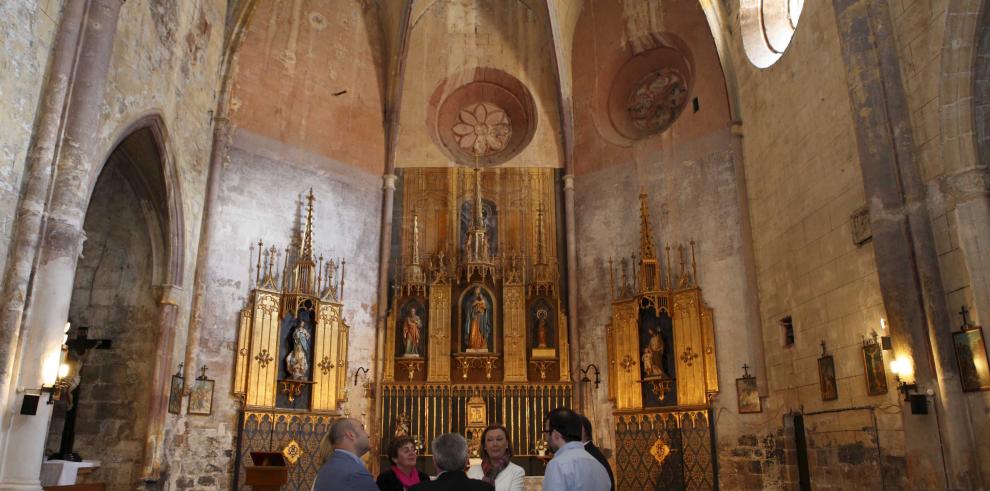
[462,286,494,352]
[953,327,990,391]
[397,300,427,358]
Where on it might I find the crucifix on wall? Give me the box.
[49,325,112,462]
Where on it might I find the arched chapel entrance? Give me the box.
[44,126,180,489]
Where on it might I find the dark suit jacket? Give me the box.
[313,451,379,491]
[585,442,616,491]
[376,468,432,491]
[408,470,494,491]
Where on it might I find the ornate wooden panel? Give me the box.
[312,303,341,411]
[235,411,338,491]
[234,306,252,397]
[379,383,572,458]
[427,284,451,382]
[503,285,527,382]
[700,305,718,394]
[611,300,643,409]
[614,410,714,491]
[672,291,706,406]
[247,291,280,407]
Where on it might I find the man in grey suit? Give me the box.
[313,418,378,491]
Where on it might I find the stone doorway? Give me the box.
[44,126,179,489]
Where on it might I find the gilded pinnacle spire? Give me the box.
[411,213,421,265]
[474,167,484,229]
[302,188,315,259]
[639,193,657,260]
[536,201,546,263]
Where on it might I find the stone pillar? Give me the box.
[562,174,582,406]
[0,1,124,489]
[141,284,182,481]
[0,0,87,433]
[369,173,396,471]
[181,117,230,384]
[832,1,979,488]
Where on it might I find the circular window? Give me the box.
[741,0,805,68]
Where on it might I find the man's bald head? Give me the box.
[329,418,371,457]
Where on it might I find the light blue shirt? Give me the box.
[542,441,611,491]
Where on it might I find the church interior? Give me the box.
[1,0,990,489]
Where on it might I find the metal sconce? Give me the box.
[580,364,601,389]
[889,357,927,415]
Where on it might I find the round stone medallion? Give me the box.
[607,46,693,141]
[429,68,536,166]
[452,103,513,157]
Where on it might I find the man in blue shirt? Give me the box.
[313,418,378,491]
[541,408,610,491]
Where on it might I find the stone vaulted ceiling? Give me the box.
[224,0,733,173]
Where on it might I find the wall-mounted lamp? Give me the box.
[352,366,369,386]
[22,323,73,415]
[889,356,927,414]
[580,364,601,389]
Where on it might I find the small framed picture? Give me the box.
[862,343,888,396]
[735,376,762,414]
[818,355,838,401]
[168,373,184,415]
[953,327,990,392]
[187,378,215,416]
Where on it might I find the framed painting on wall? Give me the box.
[736,375,761,414]
[167,372,184,415]
[953,326,990,392]
[187,376,215,416]
[818,355,838,401]
[862,342,888,396]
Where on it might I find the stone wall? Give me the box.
[0,0,63,277]
[44,162,159,488]
[161,129,383,489]
[721,0,919,488]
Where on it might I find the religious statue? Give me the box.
[465,287,490,351]
[285,320,311,380]
[402,307,422,357]
[394,413,410,438]
[536,309,549,348]
[641,327,667,379]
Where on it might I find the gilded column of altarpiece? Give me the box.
[232,191,351,491]
[381,168,571,459]
[605,194,720,490]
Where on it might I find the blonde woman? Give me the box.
[466,425,524,491]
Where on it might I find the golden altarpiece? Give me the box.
[606,194,720,489]
[232,191,351,490]
[380,167,572,469]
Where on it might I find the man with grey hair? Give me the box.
[410,433,493,491]
[312,418,377,491]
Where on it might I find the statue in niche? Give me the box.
[641,327,667,379]
[402,307,423,357]
[285,320,311,380]
[394,413,410,438]
[464,286,492,352]
[536,309,549,348]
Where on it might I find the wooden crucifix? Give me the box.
[49,325,112,462]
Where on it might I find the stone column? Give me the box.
[141,284,182,481]
[369,173,396,472]
[181,117,230,384]
[0,1,124,489]
[832,1,979,488]
[0,0,87,433]
[562,174,581,404]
